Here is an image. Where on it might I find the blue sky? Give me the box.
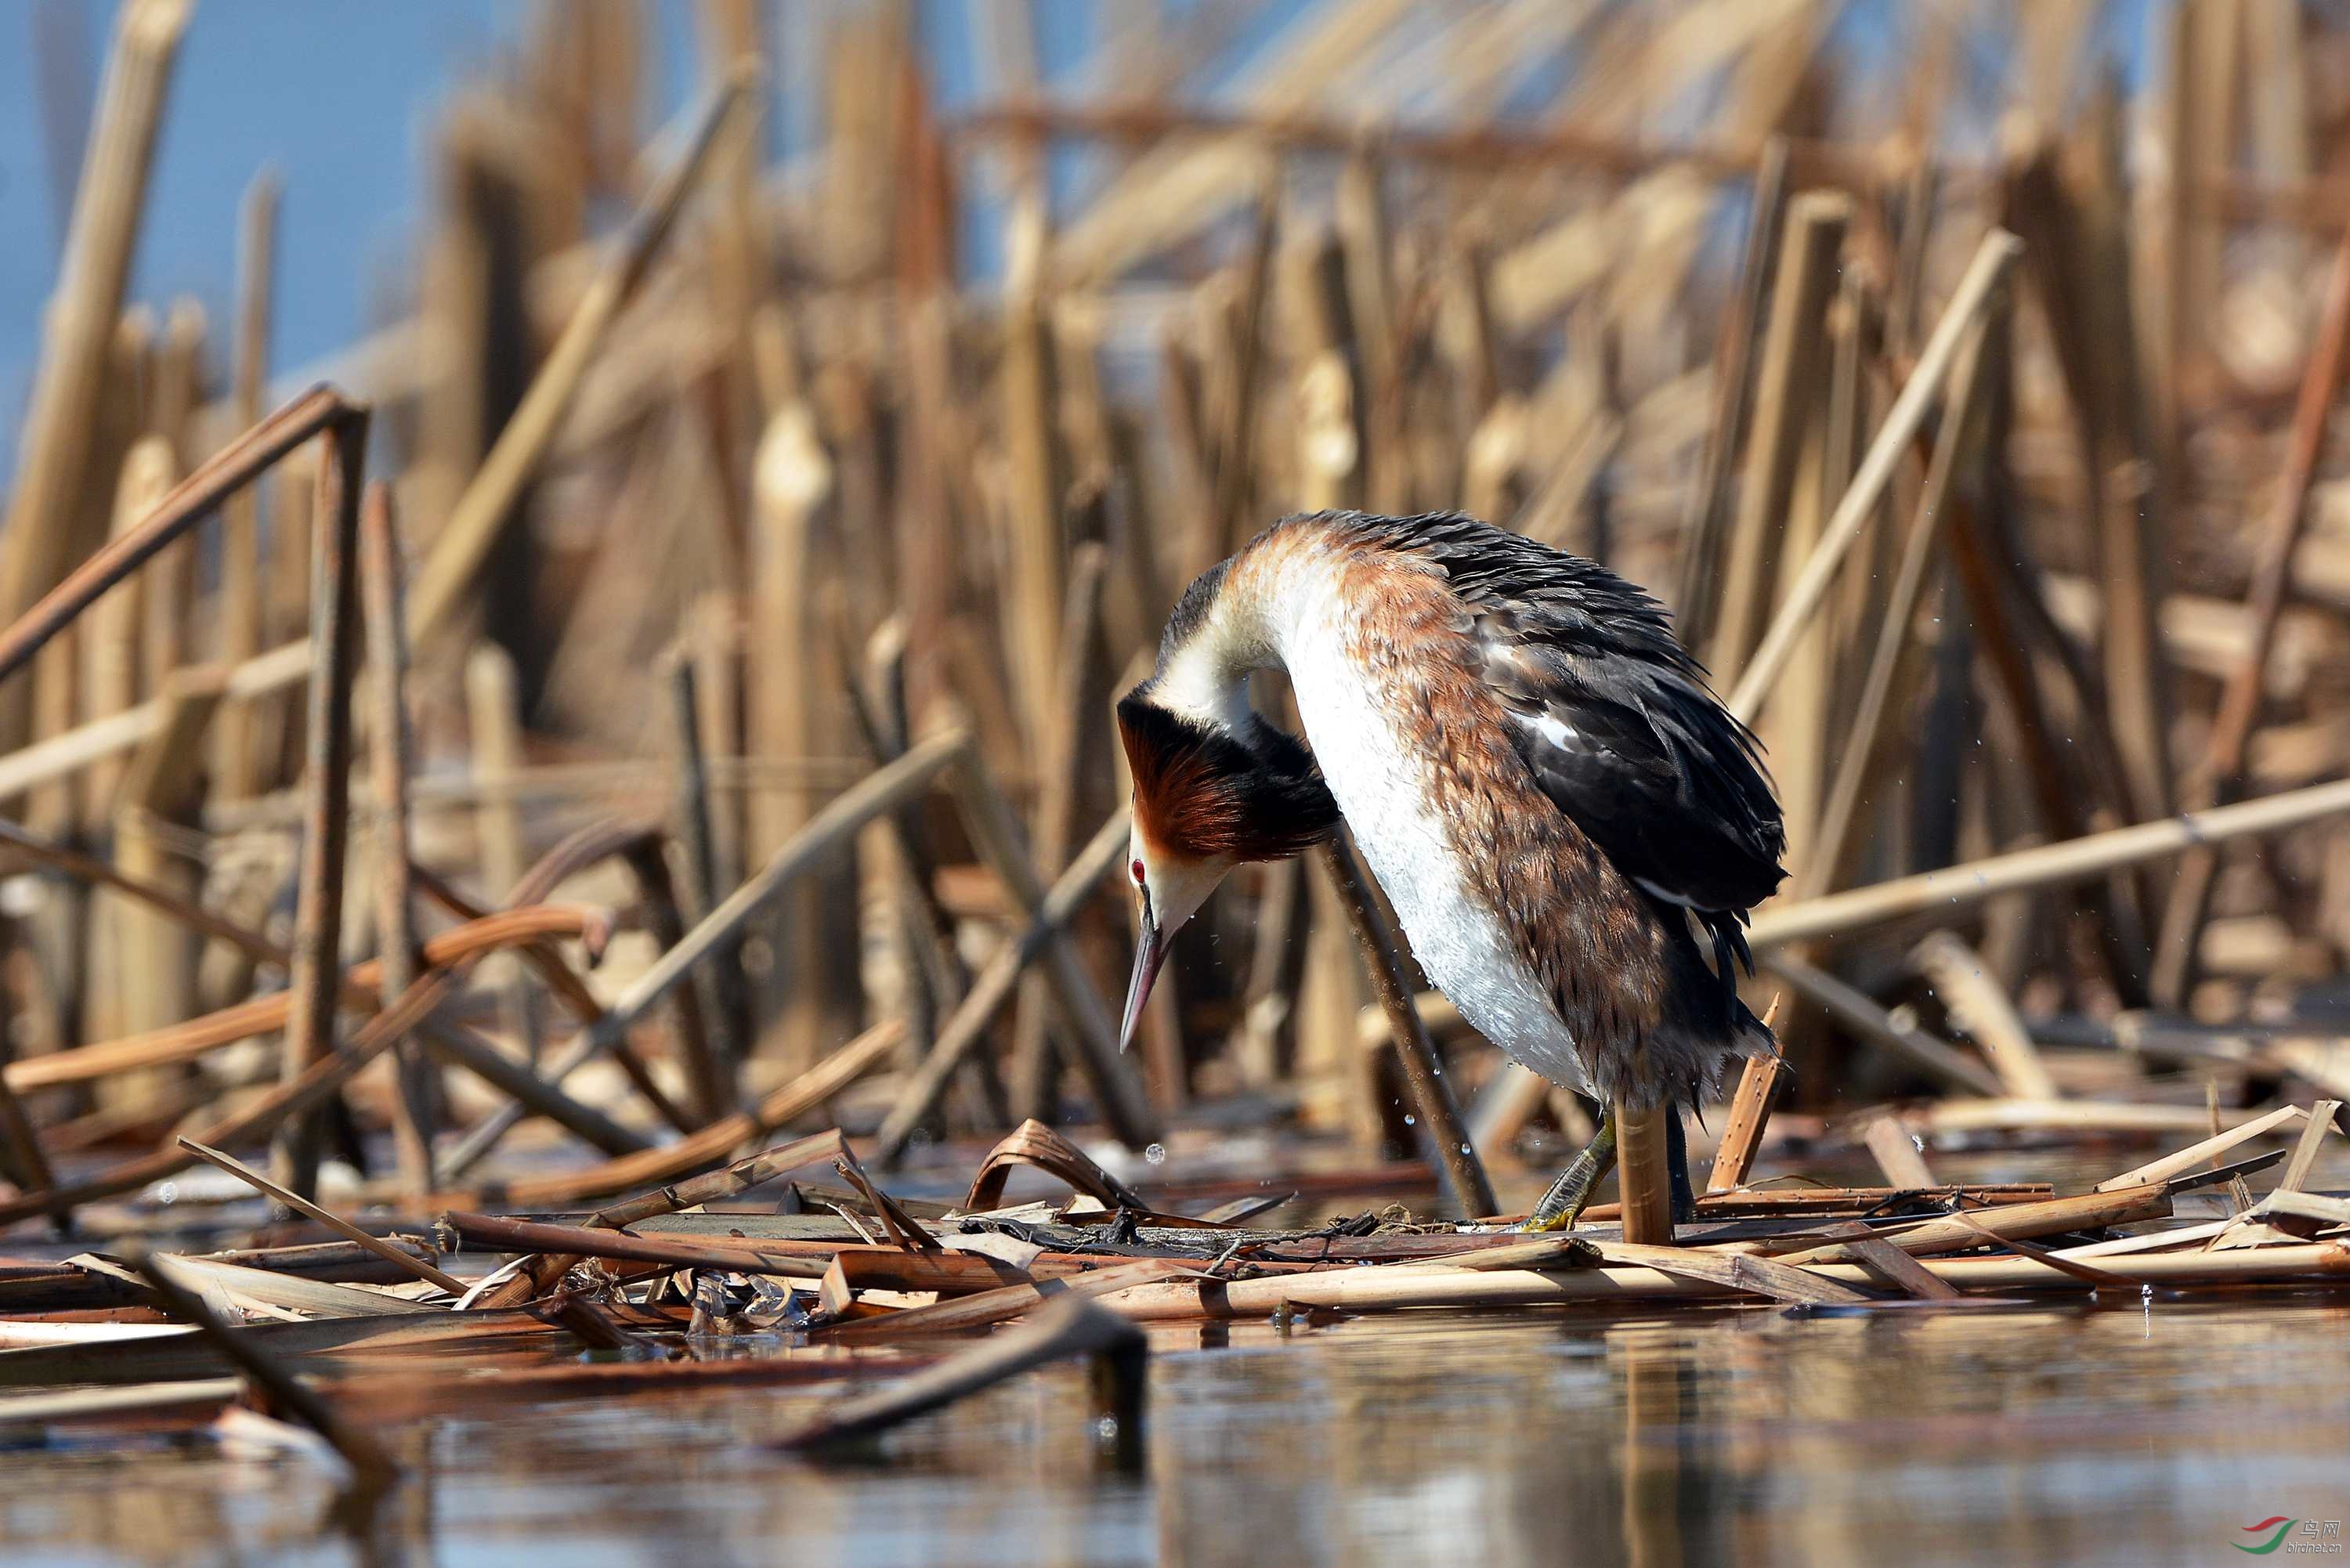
[0,0,1137,479]
[0,0,2167,483]
[1,3,542,475]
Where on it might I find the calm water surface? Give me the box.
[5,1291,2348,1568]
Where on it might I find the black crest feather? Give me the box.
[1117,692,1338,862]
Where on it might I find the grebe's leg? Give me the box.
[1520,1108,1615,1232]
[1666,1107,1697,1223]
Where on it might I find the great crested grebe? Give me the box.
[1115,510,1785,1227]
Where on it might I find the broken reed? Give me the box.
[6,5,2350,1245]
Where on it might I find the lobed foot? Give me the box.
[1517,1111,1616,1232]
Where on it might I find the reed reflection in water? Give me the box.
[5,1299,2349,1566]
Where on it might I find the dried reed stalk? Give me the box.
[0,1058,57,1220]
[0,0,191,750]
[1749,773,2350,951]
[0,906,601,1228]
[274,411,369,1197]
[1317,831,1497,1219]
[417,1022,647,1159]
[0,639,311,802]
[489,1021,902,1209]
[567,731,965,1071]
[2094,1104,2308,1191]
[211,168,278,800]
[0,385,360,688]
[1596,1239,1871,1306]
[1012,544,1109,1117]
[1726,229,2023,722]
[440,1211,818,1277]
[360,484,435,1193]
[177,1139,466,1295]
[1757,952,2002,1095]
[873,814,1129,1162]
[405,67,755,649]
[128,1247,398,1492]
[1705,1055,1784,1192]
[104,668,220,1115]
[665,651,742,1104]
[776,1295,1147,1451]
[945,756,1158,1148]
[1858,1114,1936,1189]
[1000,193,1067,737]
[78,436,174,826]
[1707,190,1846,674]
[1102,1243,2350,1319]
[2153,223,2350,1003]
[3,905,598,1093]
[1675,135,1788,643]
[462,644,545,1074]
[1908,931,2060,1101]
[1801,314,1992,897]
[1773,1183,2172,1264]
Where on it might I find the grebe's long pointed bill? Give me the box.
[1119,910,1168,1054]
[1119,844,1232,1053]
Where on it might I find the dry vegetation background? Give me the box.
[7,0,2350,1222]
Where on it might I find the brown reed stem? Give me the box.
[359,482,436,1194]
[406,66,757,649]
[1316,830,1498,1221]
[2153,222,2350,1004]
[0,0,191,750]
[273,411,369,1197]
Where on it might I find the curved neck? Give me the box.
[1155,568,1291,729]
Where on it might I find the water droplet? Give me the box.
[2140,1281,2153,1305]
[1459,1143,1473,1156]
[1403,1115,1417,1126]
[1911,1135,1925,1153]
[1095,1415,1120,1442]
[1144,1142,1167,1166]
[156,1182,177,1205]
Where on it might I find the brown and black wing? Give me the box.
[1474,605,1784,919]
[1323,511,1787,984]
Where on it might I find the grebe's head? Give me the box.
[1113,680,1338,1050]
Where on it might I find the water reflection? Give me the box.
[975,1300,2350,1568]
[5,1295,2349,1566]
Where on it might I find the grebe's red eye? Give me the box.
[1130,858,1146,886]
